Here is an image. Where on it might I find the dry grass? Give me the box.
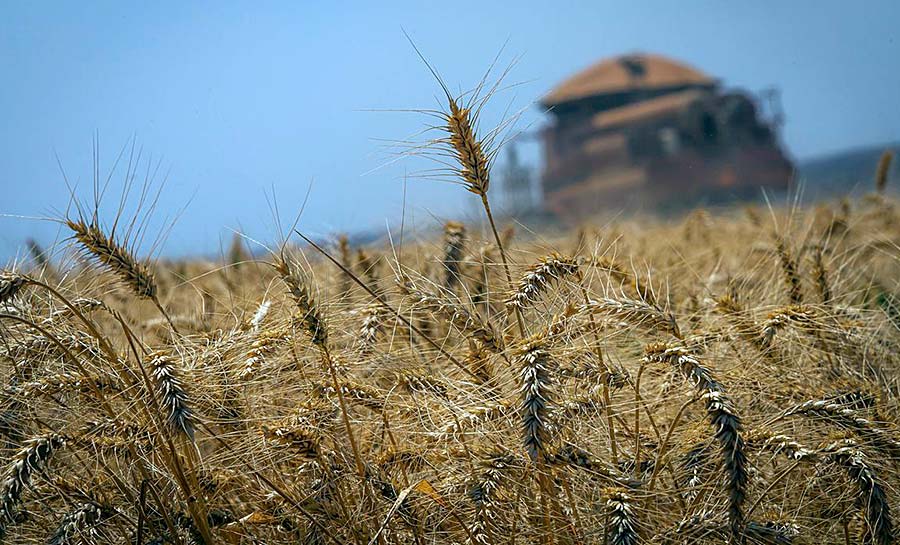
[2,76,900,545]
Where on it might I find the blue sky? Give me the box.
[2,1,898,260]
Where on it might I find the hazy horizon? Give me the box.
[2,1,899,261]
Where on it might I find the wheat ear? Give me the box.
[760,305,818,347]
[443,221,467,289]
[824,440,893,545]
[1,434,66,538]
[358,302,385,354]
[810,244,832,304]
[876,150,894,194]
[0,273,27,304]
[643,343,748,540]
[274,257,328,347]
[506,254,580,310]
[67,219,157,299]
[774,236,803,305]
[48,501,115,545]
[785,399,900,458]
[275,256,364,476]
[604,488,638,545]
[66,218,178,333]
[249,299,272,332]
[295,230,480,380]
[337,233,353,294]
[241,325,291,379]
[516,335,557,540]
[148,351,197,442]
[468,454,513,545]
[584,297,681,338]
[15,371,121,399]
[518,336,554,461]
[436,400,515,441]
[262,425,321,459]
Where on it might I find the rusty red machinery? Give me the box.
[539,53,793,221]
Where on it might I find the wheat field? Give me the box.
[1,81,899,545]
